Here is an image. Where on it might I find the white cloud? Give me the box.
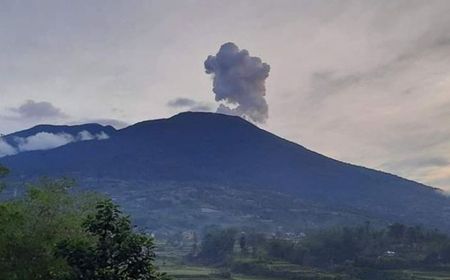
[95,131,110,140]
[78,130,95,141]
[0,139,17,157]
[15,132,75,152]
[0,131,111,157]
[76,130,110,141]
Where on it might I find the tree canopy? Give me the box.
[0,178,170,280]
[58,199,170,280]
[0,164,9,192]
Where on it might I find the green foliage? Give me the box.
[0,178,99,280]
[0,164,8,178]
[244,223,450,270]
[0,164,9,192]
[191,223,450,278]
[387,223,407,240]
[0,178,170,280]
[196,228,237,264]
[57,199,170,280]
[239,233,248,255]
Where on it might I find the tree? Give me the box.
[192,232,199,256]
[388,223,406,240]
[0,178,98,280]
[239,233,248,255]
[0,164,9,192]
[0,164,8,178]
[57,199,169,280]
[0,178,169,280]
[197,228,237,264]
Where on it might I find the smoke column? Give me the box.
[204,42,270,123]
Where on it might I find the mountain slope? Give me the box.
[4,123,116,140]
[1,123,116,153]
[1,112,449,232]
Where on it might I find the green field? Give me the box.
[157,255,342,280]
[156,236,450,280]
[158,260,450,280]
[160,264,281,280]
[393,270,450,280]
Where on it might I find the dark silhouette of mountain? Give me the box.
[1,112,449,233]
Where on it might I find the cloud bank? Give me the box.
[0,130,110,157]
[167,98,213,112]
[0,139,17,157]
[204,42,270,123]
[15,132,75,152]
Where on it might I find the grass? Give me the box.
[160,261,341,280]
[160,262,450,280]
[156,241,450,279]
[161,266,215,279]
[391,269,450,280]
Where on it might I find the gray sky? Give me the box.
[1,0,450,190]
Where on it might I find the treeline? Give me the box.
[0,165,169,280]
[263,224,450,269]
[192,223,450,270]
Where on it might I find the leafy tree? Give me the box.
[246,231,267,258]
[0,178,99,280]
[0,164,8,177]
[388,223,406,240]
[57,199,169,280]
[240,223,450,270]
[239,233,248,255]
[197,228,237,264]
[0,164,9,192]
[0,178,169,280]
[191,232,199,256]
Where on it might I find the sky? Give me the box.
[1,0,450,190]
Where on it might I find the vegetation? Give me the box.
[0,164,8,192]
[195,228,237,265]
[57,199,170,280]
[0,172,170,280]
[0,164,8,177]
[256,223,450,268]
[183,224,450,279]
[1,164,450,279]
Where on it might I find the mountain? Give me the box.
[1,123,116,154]
[3,123,116,141]
[1,112,449,234]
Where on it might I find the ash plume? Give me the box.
[204,42,270,123]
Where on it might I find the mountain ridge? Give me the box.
[0,111,443,192]
[1,111,449,233]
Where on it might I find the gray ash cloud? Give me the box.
[204,42,270,123]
